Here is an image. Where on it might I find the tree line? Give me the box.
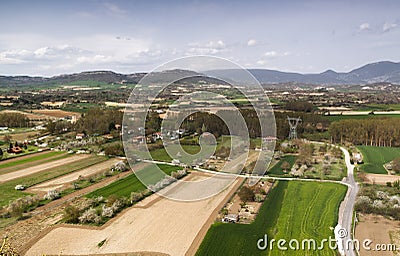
[46,108,123,135]
[0,113,30,127]
[329,118,400,146]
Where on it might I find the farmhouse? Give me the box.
[8,146,23,154]
[75,133,85,140]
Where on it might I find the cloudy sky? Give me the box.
[1,0,399,76]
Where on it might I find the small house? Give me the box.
[8,146,23,154]
[76,133,85,140]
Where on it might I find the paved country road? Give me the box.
[338,147,359,256]
[143,144,358,256]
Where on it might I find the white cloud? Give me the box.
[187,40,227,55]
[103,2,126,17]
[264,51,277,57]
[247,39,257,46]
[359,23,371,31]
[256,60,267,65]
[383,22,398,32]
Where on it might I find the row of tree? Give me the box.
[180,109,329,139]
[0,113,30,127]
[329,118,400,146]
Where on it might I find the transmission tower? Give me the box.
[287,116,302,140]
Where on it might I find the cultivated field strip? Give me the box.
[0,154,90,183]
[196,181,347,256]
[0,151,68,175]
[0,155,107,207]
[30,158,122,192]
[24,174,242,256]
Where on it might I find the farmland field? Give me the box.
[357,146,400,174]
[0,155,107,206]
[0,151,66,175]
[196,181,347,256]
[267,155,296,176]
[86,164,182,198]
[30,109,80,118]
[148,145,202,162]
[325,114,400,122]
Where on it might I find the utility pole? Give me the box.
[287,116,302,140]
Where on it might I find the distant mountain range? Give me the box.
[1,61,400,87]
[206,61,400,85]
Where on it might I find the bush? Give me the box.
[101,205,114,218]
[79,207,101,224]
[238,186,255,202]
[63,205,80,223]
[130,192,144,204]
[44,190,60,201]
[113,161,128,172]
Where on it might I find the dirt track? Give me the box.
[24,173,242,256]
[0,154,90,183]
[29,158,122,192]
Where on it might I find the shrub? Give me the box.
[171,169,186,179]
[111,198,127,213]
[101,205,114,218]
[63,205,80,223]
[130,192,144,204]
[79,208,101,224]
[44,190,60,201]
[113,161,128,172]
[238,186,255,202]
[106,195,118,207]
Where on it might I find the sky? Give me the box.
[0,0,399,76]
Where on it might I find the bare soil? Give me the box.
[355,214,400,256]
[28,158,122,193]
[24,173,242,256]
[0,154,90,183]
[30,109,80,119]
[365,173,400,185]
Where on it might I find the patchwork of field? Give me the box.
[0,154,90,183]
[358,146,400,174]
[0,155,107,206]
[30,109,80,119]
[0,110,47,120]
[196,181,347,256]
[25,173,242,256]
[0,151,67,175]
[86,164,181,198]
[29,158,122,192]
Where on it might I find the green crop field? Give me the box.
[0,155,107,207]
[326,114,400,122]
[267,155,297,176]
[196,181,347,256]
[357,146,400,174]
[86,164,182,198]
[0,151,67,175]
